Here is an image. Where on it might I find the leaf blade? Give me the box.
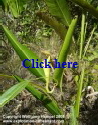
[53,17,78,86]
[0,80,29,107]
[14,75,63,115]
[2,25,46,82]
[45,0,72,26]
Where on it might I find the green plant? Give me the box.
[1,0,98,125]
[1,15,77,113]
[2,0,27,17]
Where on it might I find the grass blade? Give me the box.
[75,65,85,118]
[79,13,86,59]
[83,25,97,57]
[70,106,77,125]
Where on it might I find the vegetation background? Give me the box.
[0,0,98,125]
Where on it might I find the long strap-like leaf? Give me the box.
[0,80,29,107]
[14,75,63,115]
[53,17,78,87]
[2,25,46,82]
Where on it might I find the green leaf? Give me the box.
[26,84,63,115]
[2,0,26,17]
[94,65,98,70]
[14,75,63,115]
[70,106,77,125]
[53,17,78,86]
[0,80,29,107]
[2,25,46,82]
[36,11,67,40]
[70,0,98,19]
[75,65,85,118]
[79,13,86,59]
[45,0,72,26]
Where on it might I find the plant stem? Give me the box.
[79,13,85,59]
[75,64,85,118]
